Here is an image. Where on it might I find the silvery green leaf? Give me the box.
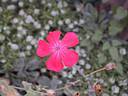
[13,58,26,72]
[112,40,122,46]
[109,21,122,36]
[80,39,90,47]
[50,78,60,89]
[116,63,123,75]
[109,26,122,36]
[26,59,41,71]
[92,30,102,42]
[97,53,107,64]
[102,42,111,50]
[37,76,50,87]
[84,3,97,18]
[114,7,128,20]
[109,47,120,61]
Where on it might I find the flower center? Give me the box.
[50,41,66,53]
[55,46,61,50]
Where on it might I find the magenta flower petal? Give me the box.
[46,53,64,72]
[62,32,79,47]
[46,31,61,43]
[36,40,50,57]
[62,50,79,67]
[36,31,79,72]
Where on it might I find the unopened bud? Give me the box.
[105,63,116,70]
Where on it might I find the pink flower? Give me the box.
[36,31,79,72]
[105,63,116,70]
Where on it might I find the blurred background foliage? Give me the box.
[0,0,128,96]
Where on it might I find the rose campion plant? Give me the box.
[36,31,79,72]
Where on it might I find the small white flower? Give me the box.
[44,25,50,30]
[33,22,41,29]
[19,10,26,16]
[26,35,33,42]
[62,71,68,77]
[57,2,63,8]
[73,28,79,33]
[68,73,73,78]
[58,20,63,26]
[48,20,53,25]
[21,29,27,35]
[7,5,16,10]
[79,19,85,25]
[0,34,5,41]
[17,26,23,31]
[68,23,74,29]
[60,9,66,14]
[119,48,127,55]
[5,30,11,35]
[41,68,47,73]
[41,0,46,4]
[63,1,68,7]
[10,44,19,50]
[12,18,19,24]
[86,34,90,39]
[72,68,77,75]
[82,53,87,57]
[111,85,120,94]
[85,63,91,69]
[1,59,6,63]
[79,59,85,65]
[19,20,24,25]
[31,39,37,45]
[19,52,26,57]
[40,30,45,36]
[47,3,52,7]
[16,33,22,38]
[65,18,71,24]
[18,1,24,7]
[73,21,78,25]
[109,77,115,84]
[26,45,32,50]
[75,46,80,53]
[119,79,128,86]
[3,26,9,30]
[51,10,59,16]
[25,15,34,24]
[80,49,86,54]
[34,9,40,15]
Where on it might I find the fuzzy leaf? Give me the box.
[109,47,120,61]
[109,21,122,36]
[114,7,128,20]
[112,40,122,46]
[97,53,107,64]
[50,78,60,89]
[102,42,111,50]
[92,30,102,42]
[116,63,123,75]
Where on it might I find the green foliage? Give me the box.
[91,29,103,42]
[114,7,128,20]
[109,47,120,62]
[102,42,111,50]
